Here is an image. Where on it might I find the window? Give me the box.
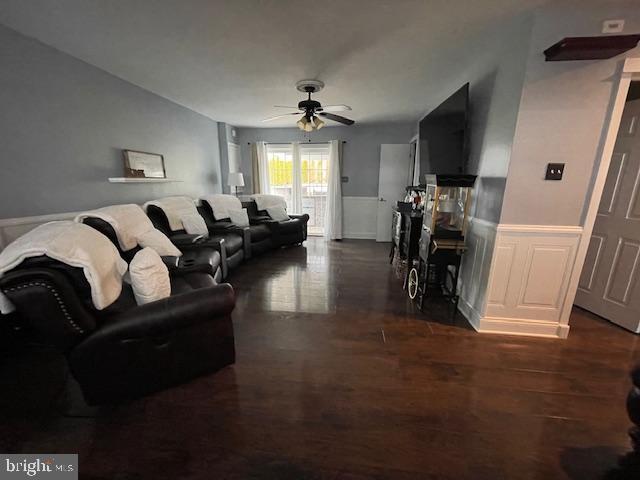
[266,142,330,236]
[266,144,294,211]
[300,144,329,236]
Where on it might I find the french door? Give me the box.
[266,143,329,236]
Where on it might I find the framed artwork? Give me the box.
[123,149,166,178]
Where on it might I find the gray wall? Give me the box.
[500,0,640,226]
[236,123,415,197]
[0,24,222,219]
[425,12,534,316]
[415,12,533,224]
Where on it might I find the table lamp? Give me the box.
[227,172,245,195]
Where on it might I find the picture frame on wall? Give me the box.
[123,149,166,178]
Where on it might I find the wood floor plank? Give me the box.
[0,238,638,479]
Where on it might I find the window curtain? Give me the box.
[325,140,343,240]
[252,141,270,194]
[291,142,303,214]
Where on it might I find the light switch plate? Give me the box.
[341,176,349,183]
[602,19,625,33]
[545,163,565,181]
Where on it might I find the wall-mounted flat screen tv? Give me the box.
[418,83,469,177]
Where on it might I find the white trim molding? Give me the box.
[460,223,583,339]
[1,196,382,249]
[457,217,498,330]
[561,57,640,330]
[0,211,82,250]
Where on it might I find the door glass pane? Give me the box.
[300,144,329,236]
[266,144,293,210]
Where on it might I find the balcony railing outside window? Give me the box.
[267,143,329,236]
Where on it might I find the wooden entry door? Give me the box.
[575,95,640,333]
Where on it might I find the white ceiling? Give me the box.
[0,0,546,127]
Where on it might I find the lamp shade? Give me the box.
[227,172,245,187]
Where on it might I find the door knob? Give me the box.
[380,198,386,201]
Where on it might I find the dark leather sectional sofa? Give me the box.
[0,197,309,406]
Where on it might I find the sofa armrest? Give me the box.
[68,284,236,404]
[161,256,181,269]
[289,213,310,222]
[249,215,273,225]
[71,284,235,350]
[170,233,206,246]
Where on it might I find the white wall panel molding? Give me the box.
[0,211,82,250]
[343,196,378,240]
[1,197,381,249]
[475,223,583,338]
[457,217,498,326]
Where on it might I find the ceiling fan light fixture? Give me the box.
[303,120,314,132]
[297,115,308,130]
[313,116,325,130]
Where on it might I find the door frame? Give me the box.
[561,57,640,326]
[376,144,411,242]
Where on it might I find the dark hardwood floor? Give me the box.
[1,238,639,479]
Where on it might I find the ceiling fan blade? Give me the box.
[319,112,355,125]
[261,112,301,122]
[273,105,301,109]
[318,104,352,112]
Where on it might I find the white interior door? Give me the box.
[376,144,411,242]
[575,95,640,332]
[228,142,240,172]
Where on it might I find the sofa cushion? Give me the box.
[129,248,171,306]
[267,206,289,222]
[180,214,208,235]
[210,233,243,256]
[229,208,250,227]
[201,194,243,220]
[137,228,183,257]
[248,224,271,242]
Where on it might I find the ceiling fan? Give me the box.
[262,80,355,131]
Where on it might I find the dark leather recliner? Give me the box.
[81,217,224,284]
[242,200,309,247]
[0,256,236,405]
[145,205,243,276]
[197,202,274,258]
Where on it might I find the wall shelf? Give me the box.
[108,177,182,183]
[544,34,640,61]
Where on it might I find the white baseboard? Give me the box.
[476,316,570,339]
[343,232,377,240]
[460,295,570,338]
[457,296,482,331]
[343,196,377,240]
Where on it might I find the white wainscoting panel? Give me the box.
[479,224,583,338]
[457,217,498,331]
[1,197,380,249]
[0,211,82,250]
[342,196,378,240]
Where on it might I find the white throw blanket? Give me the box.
[251,194,286,211]
[201,194,242,220]
[143,196,207,234]
[0,221,128,314]
[75,204,154,251]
